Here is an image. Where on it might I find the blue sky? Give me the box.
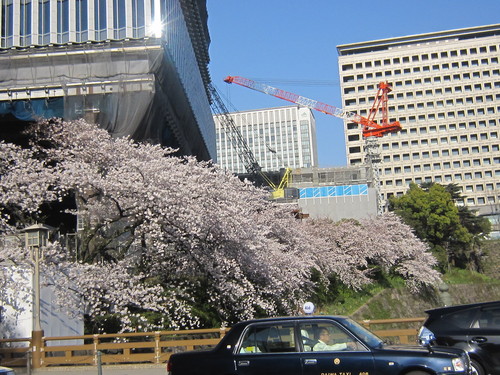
[206,0,500,167]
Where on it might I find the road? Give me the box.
[15,364,166,375]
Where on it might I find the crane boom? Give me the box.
[224,76,401,138]
[209,84,262,177]
[209,84,287,195]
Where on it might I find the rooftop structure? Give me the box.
[289,166,377,221]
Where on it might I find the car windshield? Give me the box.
[338,318,384,348]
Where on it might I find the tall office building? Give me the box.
[337,24,500,217]
[214,105,318,173]
[0,0,215,160]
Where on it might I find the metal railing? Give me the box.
[0,318,425,369]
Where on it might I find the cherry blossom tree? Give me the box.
[303,214,441,293]
[0,119,441,332]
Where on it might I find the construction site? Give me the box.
[212,76,401,220]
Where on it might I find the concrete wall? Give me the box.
[298,187,378,221]
[0,267,83,343]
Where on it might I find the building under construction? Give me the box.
[0,0,215,340]
[0,0,215,161]
[288,165,377,221]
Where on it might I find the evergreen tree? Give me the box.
[390,182,491,271]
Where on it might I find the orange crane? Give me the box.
[224,76,402,214]
[224,76,401,138]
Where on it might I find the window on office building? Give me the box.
[57,0,69,43]
[38,0,50,44]
[1,0,14,47]
[76,0,88,42]
[114,0,126,39]
[20,0,32,46]
[132,0,145,37]
[95,0,107,40]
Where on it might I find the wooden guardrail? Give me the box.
[360,317,426,344]
[0,317,425,368]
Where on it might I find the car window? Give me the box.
[472,307,500,329]
[298,321,360,352]
[340,317,384,348]
[239,323,296,354]
[445,308,478,329]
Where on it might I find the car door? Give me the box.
[468,306,500,374]
[298,320,375,375]
[235,322,302,375]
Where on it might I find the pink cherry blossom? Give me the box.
[0,119,440,331]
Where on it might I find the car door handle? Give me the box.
[470,337,487,344]
[304,359,317,365]
[238,360,250,367]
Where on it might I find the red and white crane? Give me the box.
[224,76,402,214]
[224,76,401,138]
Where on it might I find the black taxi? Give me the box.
[167,314,471,375]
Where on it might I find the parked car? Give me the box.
[0,367,15,375]
[418,300,500,375]
[168,315,470,375]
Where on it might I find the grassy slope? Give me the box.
[322,240,500,320]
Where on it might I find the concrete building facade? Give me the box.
[214,105,318,174]
[0,0,215,160]
[337,24,500,218]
